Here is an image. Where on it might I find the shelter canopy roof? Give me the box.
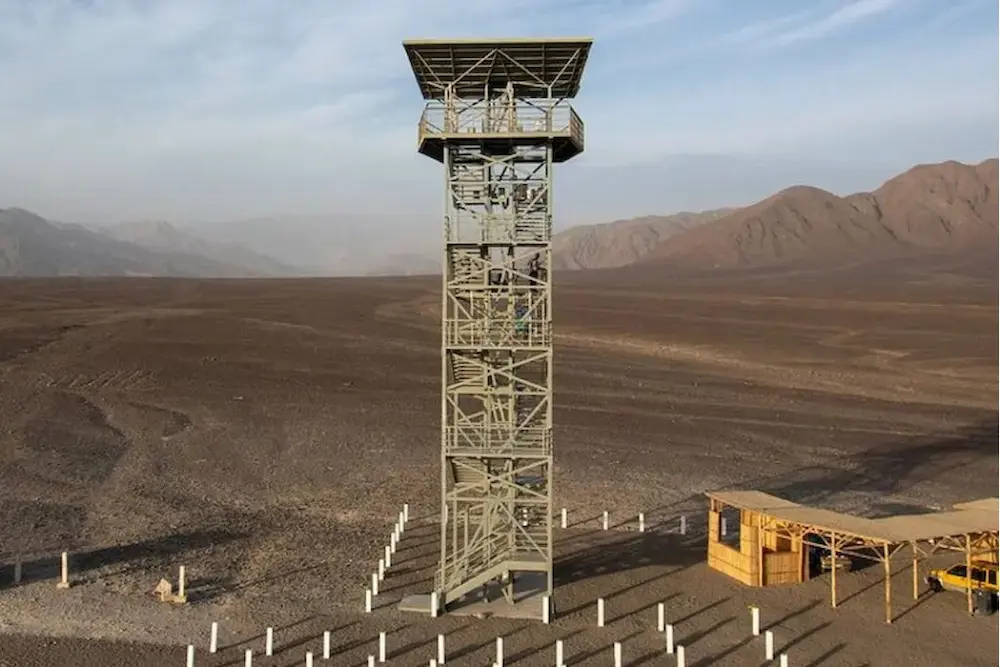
[709,490,998,544]
[402,38,592,100]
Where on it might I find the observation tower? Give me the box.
[400,37,592,617]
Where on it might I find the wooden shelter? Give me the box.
[706,491,999,623]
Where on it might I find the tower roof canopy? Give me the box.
[402,38,592,100]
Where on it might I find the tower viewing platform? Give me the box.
[403,38,590,162]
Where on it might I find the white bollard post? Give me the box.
[496,637,504,667]
[404,503,410,522]
[378,631,386,662]
[680,515,687,535]
[613,641,622,667]
[186,645,195,667]
[639,513,645,533]
[178,565,186,599]
[430,661,437,667]
[721,517,728,537]
[365,588,373,613]
[602,511,609,530]
[542,595,550,624]
[245,648,253,667]
[372,572,379,596]
[385,545,392,569]
[399,511,405,530]
[597,598,605,627]
[555,639,564,667]
[657,602,665,632]
[265,627,273,656]
[391,531,398,553]
[367,656,375,667]
[666,624,674,654]
[378,558,385,582]
[322,631,331,659]
[751,606,760,636]
[765,630,774,660]
[561,508,567,529]
[57,551,70,589]
[431,591,439,618]
[676,645,685,667]
[306,652,314,667]
[780,653,789,667]
[437,634,446,664]
[210,621,219,653]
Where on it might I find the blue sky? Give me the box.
[0,0,996,227]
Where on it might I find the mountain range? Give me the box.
[1,157,995,279]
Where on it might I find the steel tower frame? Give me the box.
[403,38,592,613]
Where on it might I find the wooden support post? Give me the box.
[966,533,973,614]
[830,532,837,608]
[883,541,892,624]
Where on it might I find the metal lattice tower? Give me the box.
[401,37,591,614]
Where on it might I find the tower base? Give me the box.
[398,572,548,620]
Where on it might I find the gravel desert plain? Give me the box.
[0,255,997,666]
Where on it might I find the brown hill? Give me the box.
[640,158,998,271]
[551,209,733,270]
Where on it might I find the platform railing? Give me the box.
[419,99,584,146]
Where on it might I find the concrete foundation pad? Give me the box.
[398,573,548,620]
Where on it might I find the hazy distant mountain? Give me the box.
[100,220,298,277]
[639,158,998,271]
[182,215,435,277]
[0,208,284,277]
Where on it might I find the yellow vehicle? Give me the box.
[926,560,998,594]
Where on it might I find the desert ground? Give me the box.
[0,270,996,666]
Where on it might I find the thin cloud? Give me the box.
[0,0,992,223]
[715,0,902,51]
[772,0,900,45]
